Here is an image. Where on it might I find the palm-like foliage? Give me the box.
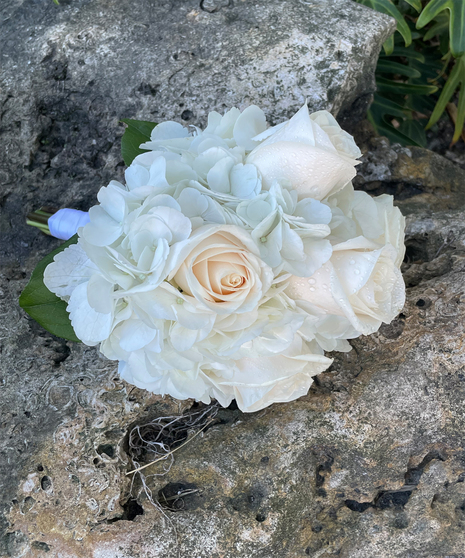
[356,0,465,145]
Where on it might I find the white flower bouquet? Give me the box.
[20,103,405,412]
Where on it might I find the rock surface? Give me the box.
[5,205,465,558]
[354,122,465,214]
[6,1,465,557]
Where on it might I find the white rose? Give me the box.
[168,224,273,315]
[370,194,405,267]
[309,110,362,160]
[286,236,405,335]
[246,104,360,201]
[327,186,405,267]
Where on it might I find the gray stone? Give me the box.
[353,122,465,214]
[4,205,465,558]
[0,0,395,287]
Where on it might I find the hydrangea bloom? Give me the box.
[44,103,405,412]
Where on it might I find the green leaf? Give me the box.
[19,235,81,342]
[383,34,395,55]
[426,55,465,140]
[376,76,439,94]
[405,93,438,113]
[404,0,422,12]
[453,77,465,142]
[381,46,426,62]
[417,0,465,58]
[359,0,412,46]
[408,58,443,81]
[399,119,427,146]
[423,15,450,41]
[368,111,423,146]
[377,59,421,78]
[371,94,411,118]
[121,119,157,166]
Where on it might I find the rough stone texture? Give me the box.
[5,199,465,557]
[353,122,465,214]
[7,1,465,557]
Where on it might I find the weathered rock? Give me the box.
[4,208,465,558]
[354,122,465,214]
[1,2,394,551]
[0,0,394,248]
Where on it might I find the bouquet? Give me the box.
[20,103,405,412]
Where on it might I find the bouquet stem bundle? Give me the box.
[26,207,57,236]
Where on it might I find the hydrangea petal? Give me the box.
[150,121,189,141]
[44,243,97,300]
[229,163,261,199]
[67,282,113,345]
[233,105,267,151]
[117,319,158,352]
[125,164,150,190]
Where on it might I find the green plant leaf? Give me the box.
[417,0,465,57]
[405,93,438,113]
[377,59,421,77]
[368,111,423,146]
[371,94,412,118]
[399,119,427,146]
[383,34,395,55]
[19,235,81,342]
[426,54,465,142]
[121,119,157,166]
[381,46,426,62]
[358,0,412,46]
[453,78,465,142]
[376,76,439,94]
[404,0,422,12]
[408,57,443,81]
[423,15,450,41]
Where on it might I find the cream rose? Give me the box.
[169,225,273,315]
[246,104,360,201]
[286,236,405,335]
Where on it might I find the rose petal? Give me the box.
[247,142,356,201]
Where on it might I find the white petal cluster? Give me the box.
[44,103,405,412]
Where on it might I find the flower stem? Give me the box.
[26,207,58,236]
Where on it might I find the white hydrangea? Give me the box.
[44,102,405,412]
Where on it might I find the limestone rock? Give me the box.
[353,124,465,213]
[0,0,394,224]
[4,207,465,557]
